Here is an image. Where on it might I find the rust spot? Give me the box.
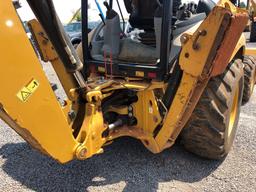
[168,78,210,143]
[211,13,249,76]
[144,140,149,146]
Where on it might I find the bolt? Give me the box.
[91,132,96,140]
[180,35,189,44]
[68,110,76,120]
[153,116,158,123]
[76,146,87,160]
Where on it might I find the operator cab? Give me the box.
[84,0,215,80]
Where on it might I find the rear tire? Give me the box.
[181,59,244,159]
[250,21,256,42]
[242,56,256,104]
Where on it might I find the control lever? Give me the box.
[103,1,111,11]
[94,0,105,25]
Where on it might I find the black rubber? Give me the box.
[242,56,256,104]
[180,59,244,160]
[250,21,256,42]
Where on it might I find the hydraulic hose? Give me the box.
[26,0,83,74]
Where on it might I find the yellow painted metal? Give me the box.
[245,47,256,55]
[0,1,110,163]
[75,102,107,159]
[133,90,162,134]
[27,19,82,125]
[228,86,239,138]
[155,6,245,151]
[218,0,248,13]
[155,74,197,150]
[179,7,244,77]
[179,36,212,76]
[0,1,79,163]
[27,19,79,102]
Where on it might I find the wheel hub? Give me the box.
[228,87,239,138]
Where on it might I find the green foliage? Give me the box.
[75,11,82,22]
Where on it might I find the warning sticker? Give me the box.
[135,71,144,77]
[17,79,39,102]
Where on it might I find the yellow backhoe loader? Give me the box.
[0,0,255,164]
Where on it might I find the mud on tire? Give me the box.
[180,59,244,160]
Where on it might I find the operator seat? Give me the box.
[125,0,182,31]
[128,0,159,31]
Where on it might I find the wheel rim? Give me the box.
[227,87,239,138]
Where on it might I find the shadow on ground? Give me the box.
[0,138,222,192]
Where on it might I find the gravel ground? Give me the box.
[0,60,256,192]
